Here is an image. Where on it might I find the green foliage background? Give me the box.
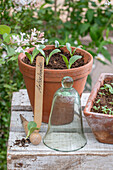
[0,0,113,169]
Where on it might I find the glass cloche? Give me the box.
[43,76,87,152]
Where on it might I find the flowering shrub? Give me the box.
[0,25,47,64]
[12,0,39,11]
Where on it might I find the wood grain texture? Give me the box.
[7,90,113,170]
[34,56,44,128]
[11,90,90,111]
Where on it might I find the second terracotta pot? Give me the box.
[18,45,93,123]
[84,73,113,144]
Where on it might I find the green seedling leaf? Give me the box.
[38,44,46,49]
[96,99,100,103]
[32,47,39,62]
[38,48,46,58]
[93,106,100,111]
[103,84,113,94]
[26,121,40,139]
[26,127,39,139]
[99,92,105,96]
[46,49,61,65]
[25,52,32,64]
[72,48,77,55]
[109,102,113,105]
[60,54,69,68]
[72,45,82,55]
[0,25,11,35]
[49,49,61,59]
[66,43,72,56]
[69,55,82,68]
[27,121,37,130]
[109,88,113,94]
[100,87,105,90]
[46,56,49,65]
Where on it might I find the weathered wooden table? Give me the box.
[7,89,113,170]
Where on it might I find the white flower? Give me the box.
[95,53,105,62]
[31,42,35,45]
[40,38,45,44]
[27,34,30,39]
[55,40,59,48]
[32,37,37,41]
[26,47,29,50]
[12,35,19,44]
[74,40,78,45]
[103,46,107,50]
[1,43,5,47]
[1,51,7,58]
[20,32,25,37]
[15,47,24,53]
[24,47,29,53]
[105,0,111,5]
[35,45,40,50]
[13,0,37,11]
[14,6,22,12]
[45,39,48,43]
[22,39,29,45]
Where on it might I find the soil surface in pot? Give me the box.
[91,78,113,115]
[23,49,89,69]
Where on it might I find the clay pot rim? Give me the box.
[18,45,93,72]
[84,73,113,118]
[84,111,113,118]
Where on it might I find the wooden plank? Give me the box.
[11,89,32,111]
[7,131,113,153]
[10,111,91,133]
[7,152,113,170]
[9,91,113,170]
[11,89,90,111]
[7,129,113,170]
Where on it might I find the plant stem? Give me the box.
[54,0,57,16]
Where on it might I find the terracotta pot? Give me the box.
[84,73,113,144]
[18,45,93,123]
[51,96,75,125]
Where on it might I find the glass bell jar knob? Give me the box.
[43,76,87,152]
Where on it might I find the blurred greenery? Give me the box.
[0,0,113,169]
[0,58,24,169]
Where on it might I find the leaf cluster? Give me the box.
[100,83,113,94]
[60,43,82,69]
[102,105,113,115]
[26,121,39,139]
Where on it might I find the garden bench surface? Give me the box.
[7,89,113,170]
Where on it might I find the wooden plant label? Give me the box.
[34,56,44,128]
